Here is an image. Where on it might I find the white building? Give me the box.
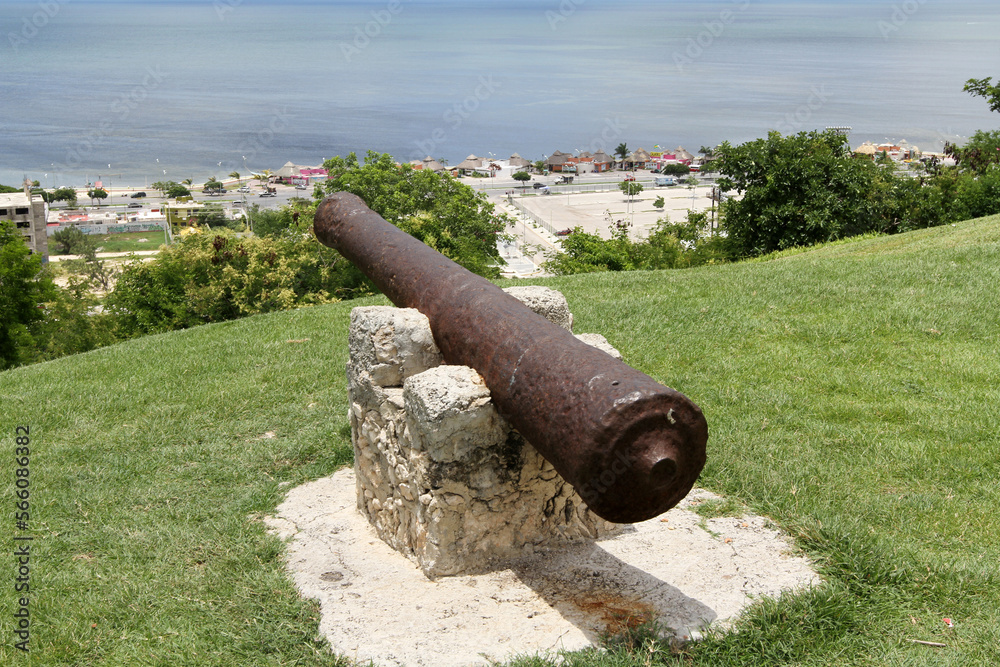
[1,189,48,259]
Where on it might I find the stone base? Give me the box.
[347,287,622,577]
[266,471,820,667]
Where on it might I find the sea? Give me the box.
[2,0,998,188]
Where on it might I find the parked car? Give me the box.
[130,191,146,198]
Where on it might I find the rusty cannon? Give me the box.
[314,192,708,523]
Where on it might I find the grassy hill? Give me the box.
[2,215,999,665]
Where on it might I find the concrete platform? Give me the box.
[514,185,717,240]
[266,469,819,667]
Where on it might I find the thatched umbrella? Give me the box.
[546,151,570,171]
[628,147,653,168]
[674,146,695,163]
[421,156,446,172]
[509,153,531,169]
[274,161,299,179]
[592,150,613,171]
[854,142,877,157]
[456,154,482,173]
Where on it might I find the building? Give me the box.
[273,161,328,185]
[408,156,447,172]
[624,147,654,170]
[0,188,48,259]
[163,202,206,228]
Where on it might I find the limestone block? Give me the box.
[404,366,507,464]
[346,289,626,578]
[348,306,443,389]
[502,285,573,331]
[575,332,623,360]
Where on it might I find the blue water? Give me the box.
[2,0,998,188]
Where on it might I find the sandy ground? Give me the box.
[47,250,161,262]
[513,185,718,240]
[266,470,819,667]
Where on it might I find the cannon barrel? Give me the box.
[314,192,707,523]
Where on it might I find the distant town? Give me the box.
[3,138,944,265]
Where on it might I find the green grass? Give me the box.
[3,215,1000,665]
[92,231,168,253]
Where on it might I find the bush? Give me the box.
[51,226,94,255]
[543,211,724,275]
[659,162,691,176]
[26,277,120,365]
[0,221,56,369]
[106,230,369,337]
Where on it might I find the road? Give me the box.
[59,182,311,220]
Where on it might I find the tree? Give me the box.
[945,129,1000,174]
[660,162,691,177]
[229,171,241,186]
[533,159,545,174]
[167,183,192,199]
[0,221,56,369]
[653,195,665,209]
[321,151,511,278]
[62,234,118,291]
[87,187,108,205]
[512,171,531,191]
[51,226,93,255]
[619,180,643,199]
[714,129,904,258]
[51,187,77,206]
[964,77,1000,113]
[203,177,224,192]
[195,203,232,229]
[614,143,629,168]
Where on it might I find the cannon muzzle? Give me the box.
[314,192,707,523]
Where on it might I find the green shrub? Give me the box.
[659,162,691,176]
[107,231,369,337]
[0,221,56,369]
